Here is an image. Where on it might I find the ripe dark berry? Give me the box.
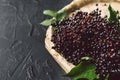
[51,8,120,79]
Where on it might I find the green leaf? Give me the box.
[56,9,67,21]
[41,9,67,26]
[65,58,99,80]
[108,5,120,33]
[105,74,110,80]
[43,10,57,17]
[40,19,55,26]
[108,5,119,22]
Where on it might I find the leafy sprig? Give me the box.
[108,5,119,22]
[65,57,99,80]
[40,9,67,26]
[108,5,120,32]
[64,57,110,80]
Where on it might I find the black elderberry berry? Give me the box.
[51,9,120,79]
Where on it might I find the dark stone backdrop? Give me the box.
[0,0,72,80]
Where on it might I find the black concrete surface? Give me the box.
[0,0,72,80]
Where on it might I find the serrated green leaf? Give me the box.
[65,58,99,80]
[41,9,67,27]
[56,9,67,21]
[108,5,119,22]
[108,5,120,33]
[43,10,57,17]
[40,19,55,26]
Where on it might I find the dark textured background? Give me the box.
[0,0,72,80]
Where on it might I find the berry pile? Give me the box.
[51,8,120,79]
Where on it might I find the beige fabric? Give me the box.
[63,0,120,13]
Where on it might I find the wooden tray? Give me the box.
[45,0,120,73]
